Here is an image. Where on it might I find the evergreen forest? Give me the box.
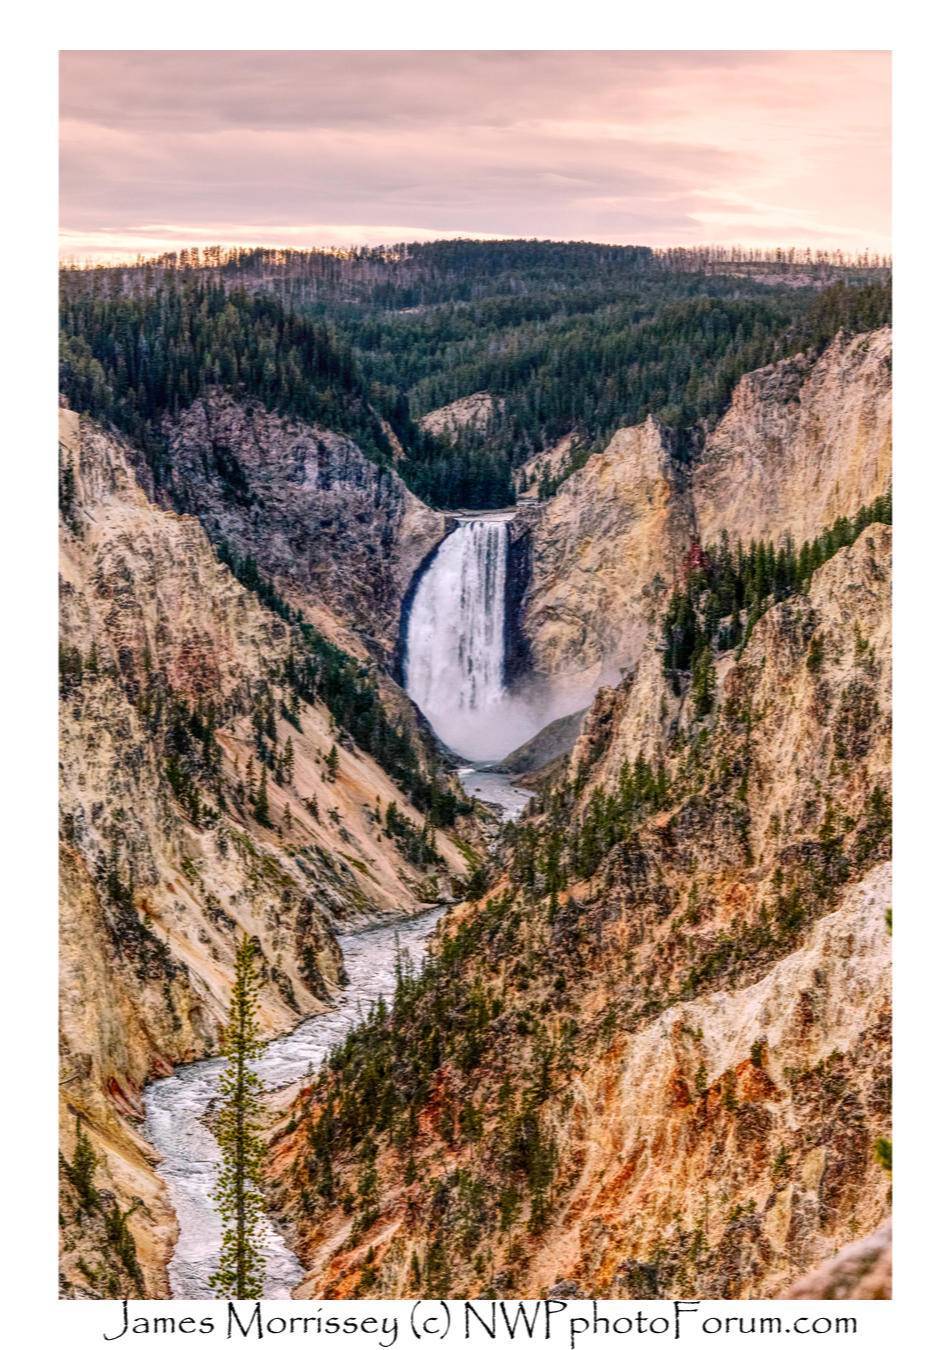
[61,240,891,509]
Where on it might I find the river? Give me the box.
[457,764,533,821]
[144,500,535,1298]
[143,906,444,1299]
[142,762,531,1298]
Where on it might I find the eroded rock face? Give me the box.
[538,863,891,1301]
[543,531,892,1300]
[517,329,891,703]
[518,416,693,701]
[693,328,892,546]
[155,394,445,657]
[578,521,892,839]
[58,408,466,1296]
[419,391,502,438]
[517,433,583,497]
[783,1220,891,1299]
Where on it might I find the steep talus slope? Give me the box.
[498,709,587,780]
[531,861,890,1300]
[156,394,445,658]
[59,846,186,1297]
[517,328,891,699]
[58,408,467,1296]
[270,525,891,1300]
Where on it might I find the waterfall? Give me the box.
[405,514,515,761]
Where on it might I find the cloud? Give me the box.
[59,51,891,260]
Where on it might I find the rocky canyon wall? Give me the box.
[516,328,891,707]
[58,408,466,1296]
[693,327,892,546]
[272,525,892,1300]
[154,394,446,661]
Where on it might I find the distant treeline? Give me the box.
[62,239,890,286]
[376,280,891,507]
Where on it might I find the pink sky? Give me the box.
[59,51,891,261]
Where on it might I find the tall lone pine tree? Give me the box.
[210,935,267,1299]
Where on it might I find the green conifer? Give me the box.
[63,1117,99,1210]
[691,643,716,718]
[210,935,267,1300]
[253,768,271,827]
[325,743,340,782]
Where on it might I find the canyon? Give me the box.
[58,251,891,1301]
[58,406,468,1296]
[265,326,892,1300]
[270,522,892,1299]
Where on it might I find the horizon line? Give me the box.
[59,236,893,271]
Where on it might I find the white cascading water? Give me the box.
[406,514,518,762]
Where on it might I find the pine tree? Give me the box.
[325,743,340,782]
[63,1117,99,1210]
[59,450,78,529]
[210,935,267,1300]
[289,688,302,727]
[691,643,716,718]
[253,768,271,827]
